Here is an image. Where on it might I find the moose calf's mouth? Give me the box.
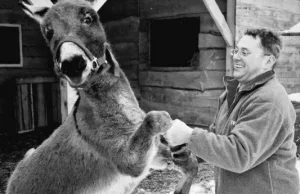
[61,55,87,82]
[58,42,93,87]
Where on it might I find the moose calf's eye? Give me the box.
[83,14,93,25]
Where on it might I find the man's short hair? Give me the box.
[244,28,282,60]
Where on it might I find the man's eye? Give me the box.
[242,51,248,56]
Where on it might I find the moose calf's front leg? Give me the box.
[126,111,172,177]
[172,145,199,194]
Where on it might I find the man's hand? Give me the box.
[164,119,194,146]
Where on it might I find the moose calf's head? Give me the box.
[21,0,119,88]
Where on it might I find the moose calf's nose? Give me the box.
[61,55,87,77]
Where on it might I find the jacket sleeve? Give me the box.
[188,101,288,173]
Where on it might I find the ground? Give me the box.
[0,130,215,194]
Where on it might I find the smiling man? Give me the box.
[165,28,300,194]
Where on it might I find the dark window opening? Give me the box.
[150,18,200,67]
[0,25,22,67]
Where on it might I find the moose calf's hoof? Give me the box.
[145,111,172,135]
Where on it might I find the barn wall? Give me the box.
[236,0,300,40]
[0,1,55,135]
[139,0,227,127]
[281,34,300,147]
[279,35,300,93]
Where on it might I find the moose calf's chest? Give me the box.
[90,172,149,194]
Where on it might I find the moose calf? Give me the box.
[6,0,198,193]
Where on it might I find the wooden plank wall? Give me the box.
[0,1,55,135]
[139,0,227,127]
[15,77,61,134]
[279,35,300,93]
[236,0,300,93]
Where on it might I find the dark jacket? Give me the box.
[188,71,299,194]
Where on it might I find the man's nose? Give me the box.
[232,52,241,60]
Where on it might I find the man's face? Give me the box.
[233,35,271,84]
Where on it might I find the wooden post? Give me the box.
[60,79,78,122]
[226,0,236,76]
[202,0,235,76]
[60,79,68,122]
[202,0,234,47]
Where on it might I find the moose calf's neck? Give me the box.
[76,70,145,131]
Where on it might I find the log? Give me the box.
[236,2,300,32]
[140,0,226,19]
[111,42,138,61]
[198,33,226,48]
[199,49,226,70]
[23,57,52,69]
[122,60,139,80]
[16,76,57,84]
[22,30,46,46]
[239,0,300,14]
[140,87,222,109]
[139,71,225,91]
[104,16,139,44]
[139,32,149,55]
[23,45,51,57]
[281,36,300,46]
[199,13,220,33]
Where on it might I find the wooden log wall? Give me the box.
[15,77,61,134]
[0,1,55,135]
[139,0,227,127]
[278,35,300,93]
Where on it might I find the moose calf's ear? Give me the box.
[105,43,120,77]
[19,0,52,23]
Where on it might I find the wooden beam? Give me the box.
[60,79,78,122]
[202,0,234,47]
[16,76,57,84]
[140,0,226,19]
[139,71,225,91]
[226,0,236,76]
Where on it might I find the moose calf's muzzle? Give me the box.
[53,36,106,87]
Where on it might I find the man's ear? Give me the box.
[19,0,53,23]
[104,43,120,77]
[266,55,277,70]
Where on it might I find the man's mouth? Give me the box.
[234,63,244,69]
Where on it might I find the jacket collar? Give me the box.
[222,70,275,108]
[223,70,275,93]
